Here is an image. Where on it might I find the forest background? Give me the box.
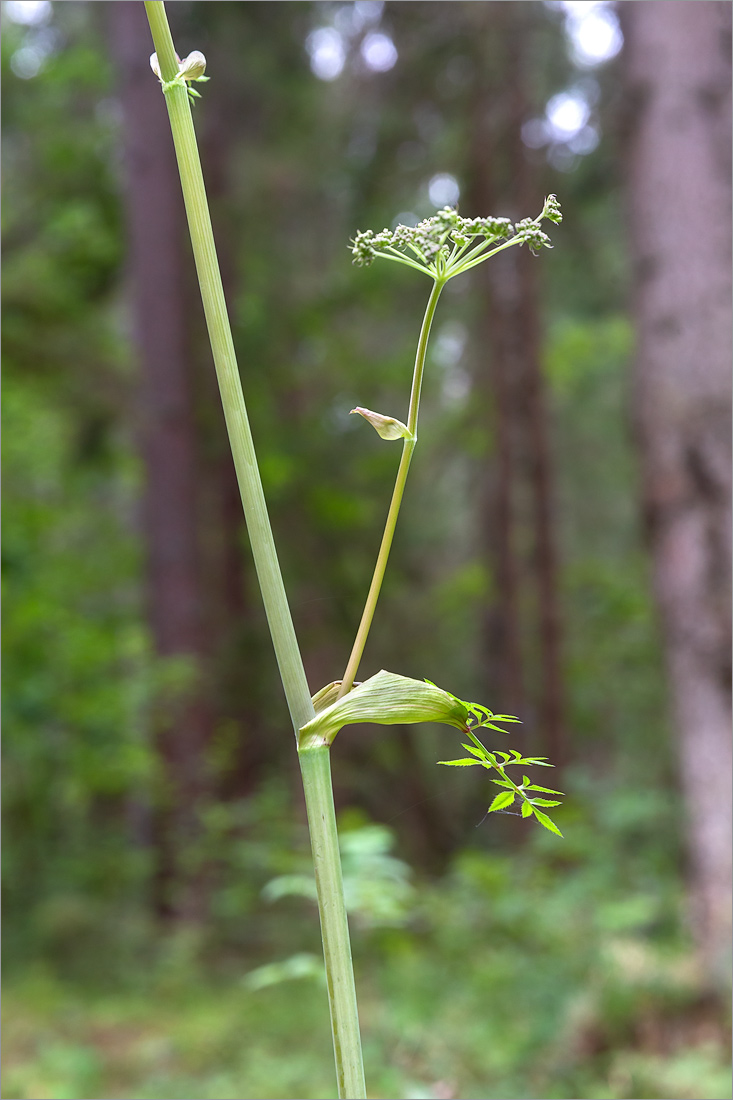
[2,2,731,1099]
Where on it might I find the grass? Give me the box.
[4,932,729,1100]
[5,787,731,1100]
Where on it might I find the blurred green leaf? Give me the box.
[532,809,563,837]
[489,791,516,813]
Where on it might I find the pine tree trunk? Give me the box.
[620,0,732,978]
[112,1,212,922]
[468,4,565,758]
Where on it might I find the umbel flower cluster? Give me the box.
[351,194,562,281]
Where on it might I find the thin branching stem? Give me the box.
[382,247,434,275]
[449,235,525,277]
[337,278,444,699]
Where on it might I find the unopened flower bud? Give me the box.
[541,194,562,223]
[150,51,182,81]
[350,407,413,441]
[179,50,207,81]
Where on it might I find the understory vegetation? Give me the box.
[4,779,731,1100]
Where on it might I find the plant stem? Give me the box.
[298,746,366,1098]
[144,6,365,1095]
[337,278,444,699]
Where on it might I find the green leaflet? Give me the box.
[299,670,472,750]
[437,758,483,766]
[532,808,564,837]
[489,791,515,813]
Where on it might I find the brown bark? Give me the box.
[468,5,565,758]
[620,0,732,978]
[477,242,527,721]
[469,16,526,723]
[112,2,212,921]
[197,71,272,798]
[523,250,565,766]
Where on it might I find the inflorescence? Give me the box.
[351,194,562,281]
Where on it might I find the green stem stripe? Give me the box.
[337,278,444,699]
[144,6,365,1096]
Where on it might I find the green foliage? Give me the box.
[2,358,151,942]
[265,820,416,933]
[439,725,565,836]
[244,952,326,992]
[3,788,730,1099]
[301,668,563,836]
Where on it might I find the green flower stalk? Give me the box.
[338,197,562,699]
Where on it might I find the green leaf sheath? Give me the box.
[301,670,470,750]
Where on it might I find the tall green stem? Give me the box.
[298,746,366,1098]
[143,6,365,1096]
[337,278,444,699]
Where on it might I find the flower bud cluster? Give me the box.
[511,219,552,255]
[351,198,560,269]
[450,215,513,247]
[541,193,562,224]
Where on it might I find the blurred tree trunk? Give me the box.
[620,0,732,978]
[112,2,212,922]
[198,70,267,799]
[468,3,565,761]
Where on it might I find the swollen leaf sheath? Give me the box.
[299,670,471,750]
